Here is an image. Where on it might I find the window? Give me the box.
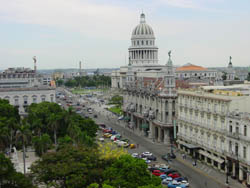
[41,95,46,102]
[243,146,247,158]
[244,125,247,136]
[33,97,37,103]
[229,125,232,133]
[23,96,28,105]
[141,40,144,45]
[236,126,239,134]
[146,41,148,45]
[137,41,139,45]
[235,143,238,156]
[50,94,54,102]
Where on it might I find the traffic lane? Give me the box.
[94,114,222,188]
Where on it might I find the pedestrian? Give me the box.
[182,154,185,159]
[137,144,139,148]
[184,154,186,159]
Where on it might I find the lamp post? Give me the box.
[226,161,230,185]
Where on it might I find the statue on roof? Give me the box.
[168,50,171,58]
[33,56,37,63]
[229,56,232,62]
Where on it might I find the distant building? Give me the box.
[0,86,55,116]
[0,67,42,88]
[0,59,56,116]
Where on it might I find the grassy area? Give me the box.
[72,88,109,94]
[108,106,123,115]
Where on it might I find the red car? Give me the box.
[152,170,165,176]
[168,173,180,179]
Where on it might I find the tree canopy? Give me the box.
[0,153,36,188]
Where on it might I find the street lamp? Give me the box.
[226,161,230,185]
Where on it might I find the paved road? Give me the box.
[57,88,238,188]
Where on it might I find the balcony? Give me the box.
[227,132,240,140]
[239,134,250,143]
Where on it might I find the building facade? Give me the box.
[177,86,250,185]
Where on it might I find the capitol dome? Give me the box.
[129,13,158,66]
[131,13,155,39]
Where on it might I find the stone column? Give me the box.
[149,122,154,139]
[162,99,166,123]
[164,129,170,145]
[168,99,173,124]
[247,168,250,185]
[239,165,243,181]
[157,127,161,142]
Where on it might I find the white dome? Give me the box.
[132,13,155,39]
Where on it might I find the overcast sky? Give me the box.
[0,0,250,70]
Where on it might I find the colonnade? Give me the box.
[129,50,157,60]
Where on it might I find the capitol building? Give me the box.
[112,13,177,144]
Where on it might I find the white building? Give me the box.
[0,87,56,116]
[177,85,250,185]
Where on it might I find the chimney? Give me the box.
[33,56,37,72]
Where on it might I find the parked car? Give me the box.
[168,173,181,179]
[94,114,98,118]
[160,174,167,180]
[164,169,178,175]
[152,170,164,176]
[159,167,170,173]
[148,167,159,172]
[121,138,129,143]
[167,182,187,188]
[180,180,189,187]
[147,155,157,161]
[98,138,104,142]
[162,177,173,185]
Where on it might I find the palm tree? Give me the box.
[48,113,63,146]
[16,119,31,174]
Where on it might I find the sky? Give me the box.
[0,0,250,69]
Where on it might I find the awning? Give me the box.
[142,123,149,129]
[199,150,225,164]
[177,140,200,149]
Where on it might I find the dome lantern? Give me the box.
[140,13,146,23]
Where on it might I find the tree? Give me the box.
[103,155,161,188]
[31,145,105,188]
[48,112,64,146]
[0,153,36,188]
[15,119,31,174]
[32,134,52,157]
[0,99,20,152]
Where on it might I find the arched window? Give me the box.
[50,94,54,102]
[32,95,37,103]
[41,95,46,102]
[23,95,28,105]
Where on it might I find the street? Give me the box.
[57,88,240,188]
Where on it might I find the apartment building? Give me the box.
[177,85,250,185]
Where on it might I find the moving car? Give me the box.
[147,155,157,161]
[141,151,153,157]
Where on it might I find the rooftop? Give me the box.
[176,63,207,71]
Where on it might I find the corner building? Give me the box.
[177,85,250,185]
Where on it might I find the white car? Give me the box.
[131,153,139,158]
[172,180,181,185]
[162,177,173,185]
[58,103,62,106]
[142,151,152,157]
[181,180,189,187]
[98,138,104,142]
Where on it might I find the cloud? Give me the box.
[0,0,138,40]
